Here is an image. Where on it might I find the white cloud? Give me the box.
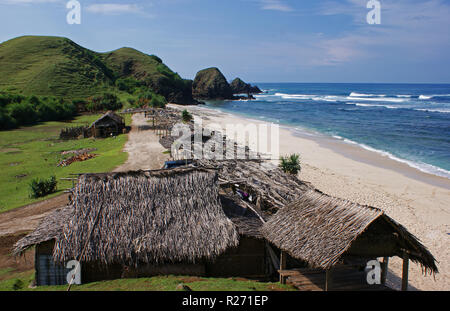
[313,0,450,65]
[260,0,293,12]
[0,0,61,3]
[86,3,141,15]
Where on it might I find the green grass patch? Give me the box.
[0,114,129,213]
[0,270,295,291]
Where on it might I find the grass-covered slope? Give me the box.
[102,47,194,104]
[0,36,194,104]
[0,36,113,98]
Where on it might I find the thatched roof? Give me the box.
[13,206,73,255]
[219,192,264,239]
[90,111,124,128]
[15,168,240,266]
[261,190,438,274]
[197,160,311,214]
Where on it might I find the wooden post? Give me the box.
[279,251,287,284]
[381,257,389,285]
[402,252,409,291]
[325,269,333,291]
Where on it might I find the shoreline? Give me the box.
[197,105,450,187]
[169,103,450,291]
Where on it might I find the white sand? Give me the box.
[169,104,450,291]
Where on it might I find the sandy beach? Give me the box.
[169,104,450,291]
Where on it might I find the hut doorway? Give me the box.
[35,241,70,286]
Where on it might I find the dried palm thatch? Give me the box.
[13,206,73,255]
[197,159,311,214]
[219,192,264,239]
[16,168,239,266]
[261,190,438,274]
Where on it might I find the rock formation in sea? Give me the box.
[192,67,234,100]
[230,78,262,95]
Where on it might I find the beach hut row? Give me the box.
[13,164,437,290]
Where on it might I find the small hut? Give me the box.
[14,168,273,286]
[261,190,438,291]
[89,111,125,138]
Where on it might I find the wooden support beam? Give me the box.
[279,251,287,284]
[325,269,333,291]
[381,257,389,285]
[402,252,409,291]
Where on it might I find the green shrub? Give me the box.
[135,90,167,108]
[182,109,193,123]
[29,176,57,198]
[115,77,143,94]
[86,93,122,112]
[12,279,24,291]
[0,92,77,130]
[150,93,167,108]
[279,154,301,175]
[0,108,16,130]
[8,102,38,125]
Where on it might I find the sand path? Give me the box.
[114,113,170,172]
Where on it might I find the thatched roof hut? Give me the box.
[15,168,239,266]
[90,111,124,128]
[261,190,438,275]
[89,111,126,138]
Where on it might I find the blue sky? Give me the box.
[1,0,449,83]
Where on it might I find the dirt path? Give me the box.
[0,194,69,237]
[0,194,69,273]
[114,113,170,172]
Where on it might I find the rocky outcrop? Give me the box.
[192,68,234,100]
[230,78,262,95]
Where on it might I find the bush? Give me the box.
[29,176,57,198]
[134,90,167,108]
[182,109,193,123]
[12,279,24,291]
[0,108,16,130]
[150,93,167,108]
[8,102,38,125]
[115,77,142,94]
[0,93,77,130]
[279,154,301,175]
[86,93,122,112]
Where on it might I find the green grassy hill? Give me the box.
[0,36,112,98]
[0,36,193,103]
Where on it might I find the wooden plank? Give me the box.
[381,257,389,285]
[325,269,332,291]
[279,251,287,284]
[402,252,409,291]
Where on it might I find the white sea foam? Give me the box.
[416,108,450,113]
[419,95,433,100]
[333,136,450,179]
[396,95,412,98]
[347,103,400,109]
[346,96,406,103]
[349,92,386,97]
